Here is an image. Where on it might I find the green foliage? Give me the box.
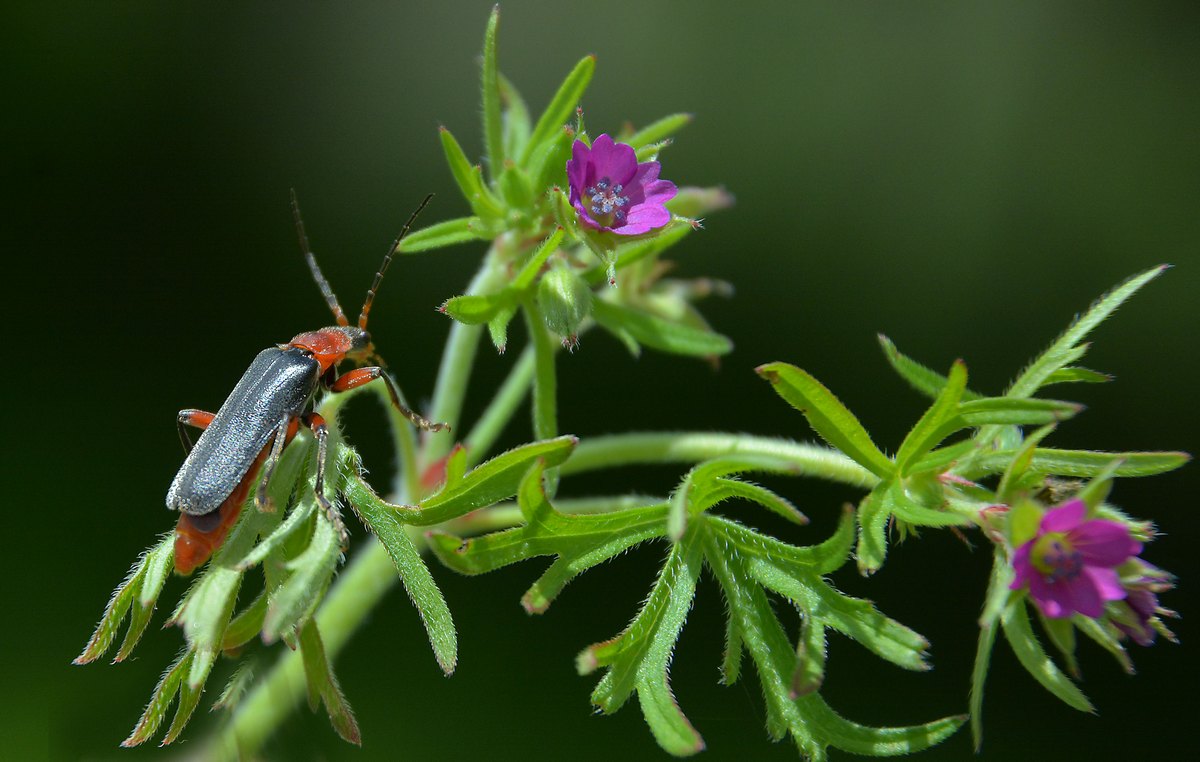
[433,458,961,758]
[75,7,1186,760]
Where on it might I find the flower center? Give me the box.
[1030,532,1084,583]
[585,177,629,227]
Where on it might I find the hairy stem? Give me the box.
[521,298,560,493]
[560,432,880,489]
[522,300,559,442]
[426,241,509,464]
[463,346,534,468]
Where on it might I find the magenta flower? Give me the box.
[1009,498,1141,619]
[566,134,677,235]
[1112,562,1176,646]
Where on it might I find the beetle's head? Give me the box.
[337,325,375,363]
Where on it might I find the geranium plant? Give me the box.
[76,8,1185,760]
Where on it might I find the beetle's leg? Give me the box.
[301,411,349,549]
[328,367,449,432]
[254,416,297,513]
[177,409,215,455]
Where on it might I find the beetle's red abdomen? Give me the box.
[173,420,298,574]
[174,462,259,574]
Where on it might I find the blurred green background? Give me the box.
[6,1,1197,759]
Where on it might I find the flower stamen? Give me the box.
[585,178,630,223]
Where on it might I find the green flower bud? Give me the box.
[537,263,593,351]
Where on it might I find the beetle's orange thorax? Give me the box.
[288,328,353,372]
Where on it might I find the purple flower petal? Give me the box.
[1041,499,1086,533]
[565,134,677,236]
[1071,519,1142,566]
[1009,543,1034,589]
[566,141,589,197]
[1058,570,1107,618]
[1027,574,1069,618]
[632,161,661,186]
[1083,565,1126,604]
[587,134,638,188]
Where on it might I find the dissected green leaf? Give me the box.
[969,448,1189,479]
[398,217,489,253]
[721,612,744,686]
[430,461,668,613]
[956,397,1082,427]
[703,521,960,757]
[498,161,533,208]
[222,591,268,653]
[791,615,827,696]
[212,660,257,712]
[668,455,810,540]
[527,124,576,193]
[115,535,175,663]
[353,480,457,675]
[262,510,340,643]
[594,298,732,358]
[1038,612,1079,676]
[624,113,692,149]
[710,515,929,672]
[439,126,503,218]
[510,228,565,292]
[1007,265,1166,398]
[580,526,706,756]
[162,660,208,745]
[300,620,361,744]
[439,292,513,325]
[970,549,1013,750]
[635,139,672,162]
[1043,366,1112,386]
[488,303,517,353]
[121,648,193,747]
[877,334,984,402]
[520,55,595,165]
[665,185,736,219]
[353,436,578,526]
[499,72,531,160]
[883,480,969,529]
[75,533,173,665]
[709,478,809,526]
[757,362,895,479]
[994,424,1057,503]
[236,499,316,571]
[895,360,968,474]
[480,6,503,173]
[1074,615,1134,675]
[1000,598,1093,712]
[856,488,890,575]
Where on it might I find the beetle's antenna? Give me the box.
[358,193,434,330]
[291,189,350,328]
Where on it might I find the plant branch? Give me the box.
[463,345,534,467]
[560,432,880,489]
[426,242,510,464]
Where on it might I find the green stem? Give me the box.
[462,345,534,468]
[560,432,880,489]
[426,243,509,464]
[522,298,560,492]
[522,300,558,443]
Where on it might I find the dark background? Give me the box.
[6,2,1197,760]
